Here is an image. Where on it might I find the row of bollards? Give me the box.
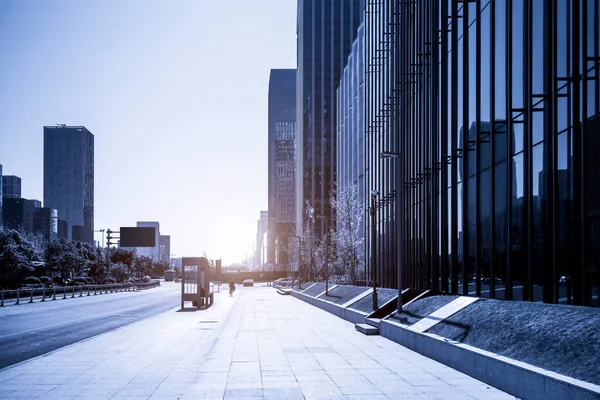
[0,281,160,307]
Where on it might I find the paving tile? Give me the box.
[224,386,264,397]
[295,372,334,382]
[115,383,160,396]
[262,381,301,390]
[184,387,226,398]
[262,374,298,383]
[262,386,304,398]
[261,369,295,376]
[339,384,384,395]
[302,394,347,400]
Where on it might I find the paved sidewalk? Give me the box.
[0,285,517,399]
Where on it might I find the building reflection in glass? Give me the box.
[364,0,600,307]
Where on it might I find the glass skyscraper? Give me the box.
[337,23,365,195]
[267,69,297,270]
[366,0,600,307]
[2,175,22,199]
[296,0,363,237]
[43,125,94,243]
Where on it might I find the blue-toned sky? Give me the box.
[0,0,297,264]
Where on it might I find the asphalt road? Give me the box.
[0,281,181,369]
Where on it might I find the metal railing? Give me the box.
[0,280,161,307]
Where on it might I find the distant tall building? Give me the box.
[296,0,363,237]
[255,211,269,268]
[33,207,58,241]
[43,125,94,243]
[57,220,68,239]
[2,175,22,199]
[267,69,297,270]
[2,198,42,233]
[159,235,171,263]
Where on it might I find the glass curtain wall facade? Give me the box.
[337,24,365,194]
[366,0,600,307]
[0,164,3,227]
[44,126,94,244]
[2,176,22,199]
[267,69,297,270]
[296,0,363,238]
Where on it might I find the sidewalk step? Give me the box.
[355,323,379,335]
[277,288,292,295]
[365,318,381,328]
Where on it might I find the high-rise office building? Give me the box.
[267,69,297,270]
[254,211,268,269]
[33,207,58,241]
[159,235,171,264]
[43,125,94,243]
[296,0,363,238]
[2,198,42,233]
[335,23,366,281]
[365,0,600,307]
[0,164,3,226]
[2,175,22,199]
[337,24,365,193]
[57,220,68,239]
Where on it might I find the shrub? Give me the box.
[70,277,89,286]
[39,276,54,287]
[22,276,42,287]
[52,276,65,286]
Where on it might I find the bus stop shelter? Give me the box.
[180,257,213,310]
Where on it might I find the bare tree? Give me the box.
[314,230,333,282]
[291,208,321,284]
[330,183,364,284]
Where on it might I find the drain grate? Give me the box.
[199,320,218,324]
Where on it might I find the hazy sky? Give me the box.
[0,0,297,264]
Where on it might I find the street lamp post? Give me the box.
[370,190,379,311]
[94,229,105,248]
[297,235,301,289]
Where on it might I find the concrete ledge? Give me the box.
[379,319,600,400]
[291,288,600,400]
[291,290,368,325]
[277,288,291,295]
[355,323,378,335]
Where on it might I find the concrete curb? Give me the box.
[291,288,600,400]
[292,290,368,324]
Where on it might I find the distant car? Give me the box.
[273,278,293,288]
[242,279,254,287]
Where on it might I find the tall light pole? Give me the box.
[306,202,314,283]
[94,229,105,248]
[381,151,403,313]
[370,190,379,311]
